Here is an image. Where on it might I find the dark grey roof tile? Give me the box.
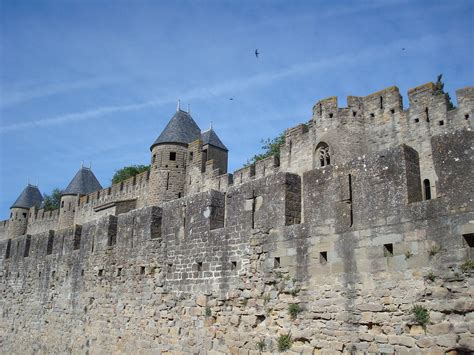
[62,167,103,196]
[151,110,201,149]
[201,128,228,151]
[11,184,43,209]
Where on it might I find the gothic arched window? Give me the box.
[316,142,331,167]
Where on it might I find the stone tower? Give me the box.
[200,127,228,173]
[148,106,201,205]
[58,166,102,229]
[7,184,43,238]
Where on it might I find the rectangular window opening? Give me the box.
[169,152,176,161]
[47,233,54,255]
[117,268,122,277]
[274,257,281,268]
[24,235,31,257]
[197,262,203,272]
[167,263,173,273]
[5,239,11,259]
[320,251,328,264]
[231,261,237,270]
[414,118,419,123]
[383,243,393,257]
[140,266,146,275]
[98,269,104,277]
[439,120,444,126]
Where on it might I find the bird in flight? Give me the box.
[229,98,234,100]
[255,49,259,58]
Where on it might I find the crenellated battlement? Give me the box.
[1,83,473,352]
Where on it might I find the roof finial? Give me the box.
[187,104,190,114]
[89,161,92,169]
[177,99,181,112]
[210,121,213,130]
[81,161,84,168]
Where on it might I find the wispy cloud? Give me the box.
[0,77,119,108]
[0,34,441,134]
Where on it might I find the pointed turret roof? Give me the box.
[11,184,43,209]
[201,127,228,151]
[150,109,201,150]
[62,167,102,196]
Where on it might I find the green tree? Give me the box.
[43,188,62,211]
[112,165,150,184]
[248,132,286,165]
[434,74,455,110]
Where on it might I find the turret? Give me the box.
[149,105,201,205]
[7,184,43,238]
[200,127,228,174]
[58,166,102,229]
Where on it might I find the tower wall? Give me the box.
[58,195,79,229]
[7,207,29,238]
[148,144,188,205]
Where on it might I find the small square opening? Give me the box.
[465,114,470,120]
[329,113,333,118]
[463,234,474,248]
[140,266,146,275]
[370,113,375,118]
[352,111,357,117]
[197,262,203,272]
[117,268,122,277]
[390,109,395,114]
[439,120,444,126]
[383,244,393,257]
[320,251,328,264]
[169,152,176,161]
[98,269,104,277]
[231,261,237,270]
[274,257,281,268]
[414,118,419,123]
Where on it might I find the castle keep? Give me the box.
[0,82,473,353]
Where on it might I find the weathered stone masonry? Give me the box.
[0,82,473,354]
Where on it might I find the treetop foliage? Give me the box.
[247,132,286,165]
[435,74,455,110]
[43,188,62,211]
[112,165,150,184]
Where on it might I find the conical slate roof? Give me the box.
[62,167,103,196]
[11,184,43,209]
[201,128,228,151]
[150,110,201,150]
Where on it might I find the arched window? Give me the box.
[423,179,431,200]
[316,142,331,167]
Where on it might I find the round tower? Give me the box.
[8,184,43,238]
[58,166,102,229]
[148,105,201,205]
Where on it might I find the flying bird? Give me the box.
[255,49,259,58]
[229,98,234,101]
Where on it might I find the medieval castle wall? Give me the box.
[0,82,473,353]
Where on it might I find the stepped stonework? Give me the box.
[1,82,473,354]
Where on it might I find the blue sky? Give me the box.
[0,0,473,219]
